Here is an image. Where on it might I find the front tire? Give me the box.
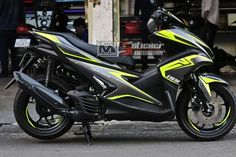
[176,83,236,141]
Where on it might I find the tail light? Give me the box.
[125,21,141,35]
[17,25,31,34]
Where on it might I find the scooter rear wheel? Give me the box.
[14,76,74,140]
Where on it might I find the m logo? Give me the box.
[97,41,119,57]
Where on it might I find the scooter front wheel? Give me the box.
[176,83,236,141]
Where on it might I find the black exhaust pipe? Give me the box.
[14,72,70,113]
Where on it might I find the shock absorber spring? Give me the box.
[45,59,52,87]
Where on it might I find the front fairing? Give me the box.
[147,8,189,34]
[154,26,214,59]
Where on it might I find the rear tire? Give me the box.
[176,83,236,141]
[14,75,74,140]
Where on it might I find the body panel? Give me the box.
[159,53,213,85]
[25,29,215,122]
[155,27,214,59]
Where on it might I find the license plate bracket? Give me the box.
[15,39,31,48]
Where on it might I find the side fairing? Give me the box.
[33,31,124,69]
[33,31,161,106]
[160,54,213,85]
[34,32,102,63]
[155,28,214,59]
[69,58,162,106]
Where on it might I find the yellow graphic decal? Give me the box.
[188,115,200,132]
[156,30,197,48]
[26,107,36,128]
[58,47,100,63]
[216,107,231,126]
[88,64,156,104]
[160,55,212,84]
[108,94,154,104]
[109,71,156,103]
[199,75,228,97]
[35,32,100,63]
[109,71,139,79]
[199,76,212,97]
[199,76,227,84]
[35,32,62,44]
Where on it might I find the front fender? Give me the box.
[198,73,229,101]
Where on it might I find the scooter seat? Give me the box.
[46,32,134,66]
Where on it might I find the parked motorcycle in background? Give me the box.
[14,0,55,64]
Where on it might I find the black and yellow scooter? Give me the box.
[6,2,236,143]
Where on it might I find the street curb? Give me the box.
[0,121,179,134]
[1,121,236,136]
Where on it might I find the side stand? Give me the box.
[75,122,93,145]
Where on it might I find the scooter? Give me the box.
[6,2,236,144]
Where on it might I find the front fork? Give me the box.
[190,73,211,102]
[189,74,210,112]
[189,73,229,112]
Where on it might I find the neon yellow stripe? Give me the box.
[216,107,231,126]
[160,55,212,84]
[109,71,138,79]
[156,30,197,48]
[25,107,36,128]
[199,77,212,97]
[200,76,226,84]
[156,29,212,52]
[199,75,227,97]
[160,55,195,84]
[35,32,62,44]
[108,94,154,104]
[58,47,100,63]
[87,64,156,104]
[35,32,100,63]
[55,117,63,126]
[188,115,200,132]
[109,71,155,103]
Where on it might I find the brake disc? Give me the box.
[194,102,223,125]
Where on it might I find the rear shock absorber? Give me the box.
[45,59,52,87]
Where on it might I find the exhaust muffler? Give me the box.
[14,72,69,113]
[14,72,99,122]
